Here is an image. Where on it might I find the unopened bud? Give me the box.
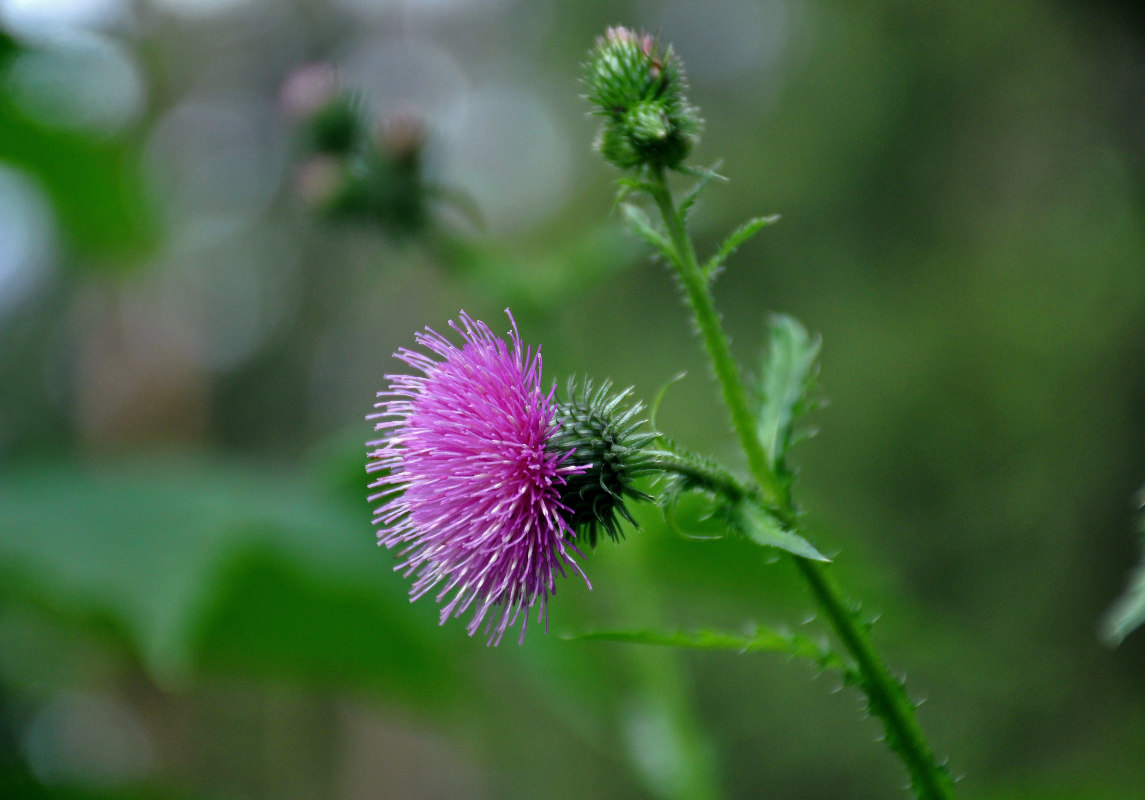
[583,27,701,171]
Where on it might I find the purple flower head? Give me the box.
[367,310,588,645]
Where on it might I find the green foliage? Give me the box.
[726,496,829,562]
[620,202,674,264]
[566,624,844,673]
[0,35,153,265]
[0,457,455,703]
[677,163,724,220]
[1103,563,1145,645]
[755,315,822,479]
[435,223,641,308]
[0,769,190,800]
[1102,504,1145,645]
[701,215,779,282]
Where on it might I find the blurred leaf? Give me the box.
[701,215,778,281]
[620,202,674,264]
[678,161,724,219]
[0,30,16,65]
[755,314,821,473]
[437,224,641,308]
[727,498,829,562]
[0,768,191,800]
[0,78,155,264]
[0,456,455,703]
[566,624,844,671]
[1102,544,1145,646]
[614,176,659,202]
[193,546,452,699]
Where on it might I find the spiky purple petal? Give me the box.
[367,310,587,645]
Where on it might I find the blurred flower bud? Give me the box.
[306,95,361,156]
[279,62,339,120]
[377,111,425,167]
[286,73,432,238]
[281,62,361,155]
[583,27,701,171]
[293,155,345,210]
[549,380,659,548]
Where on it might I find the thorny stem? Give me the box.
[645,166,957,800]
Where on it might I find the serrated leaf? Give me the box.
[702,215,779,280]
[730,498,829,562]
[565,625,844,671]
[620,202,675,263]
[757,314,822,470]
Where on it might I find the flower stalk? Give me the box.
[644,165,957,800]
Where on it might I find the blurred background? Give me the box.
[1,0,1144,798]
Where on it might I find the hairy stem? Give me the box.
[646,167,955,800]
[646,170,786,510]
[648,449,750,503]
[794,558,955,799]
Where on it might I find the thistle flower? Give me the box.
[367,311,588,645]
[583,26,701,171]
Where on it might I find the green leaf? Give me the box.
[620,202,675,263]
[678,161,725,219]
[756,314,822,471]
[565,625,844,671]
[0,93,155,265]
[729,497,830,562]
[701,215,779,280]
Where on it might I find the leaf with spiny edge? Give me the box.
[727,496,830,562]
[702,215,779,282]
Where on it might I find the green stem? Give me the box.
[648,449,750,503]
[646,169,785,509]
[646,167,955,800]
[793,558,955,799]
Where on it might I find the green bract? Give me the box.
[583,27,701,171]
[550,380,658,547]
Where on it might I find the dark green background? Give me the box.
[1,1,1143,798]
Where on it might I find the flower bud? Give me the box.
[281,63,361,156]
[549,380,659,547]
[377,111,425,167]
[583,27,701,171]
